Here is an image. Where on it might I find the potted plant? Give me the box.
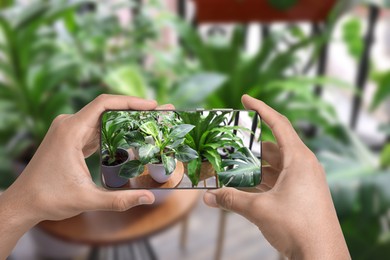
[123,111,180,159]
[178,111,244,187]
[120,117,198,183]
[101,111,131,188]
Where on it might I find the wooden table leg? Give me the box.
[215,209,228,260]
[143,239,158,260]
[88,240,158,260]
[180,214,190,251]
[88,247,99,260]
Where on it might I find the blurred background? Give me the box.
[1,0,390,259]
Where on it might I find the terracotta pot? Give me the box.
[195,0,336,23]
[101,148,130,188]
[184,161,216,181]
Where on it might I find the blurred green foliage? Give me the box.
[342,17,364,61]
[309,125,390,258]
[0,1,83,159]
[338,12,390,257]
[380,144,390,168]
[371,70,390,111]
[0,1,389,257]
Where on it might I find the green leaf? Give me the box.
[171,73,226,108]
[169,138,185,149]
[140,121,159,138]
[138,144,159,164]
[13,2,48,30]
[187,158,201,187]
[203,148,222,172]
[175,145,198,162]
[162,154,176,175]
[105,66,147,98]
[0,0,14,9]
[380,144,390,169]
[341,18,363,61]
[218,147,261,187]
[168,124,195,140]
[111,132,126,151]
[371,72,390,111]
[119,160,145,178]
[126,130,145,148]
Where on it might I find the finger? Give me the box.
[157,104,175,110]
[91,189,155,212]
[262,142,282,170]
[82,139,99,158]
[75,94,158,127]
[242,95,303,152]
[256,184,271,192]
[261,166,280,188]
[204,188,263,219]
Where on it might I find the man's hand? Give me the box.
[204,95,351,260]
[0,95,167,258]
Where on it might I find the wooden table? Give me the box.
[38,190,200,258]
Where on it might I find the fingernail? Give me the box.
[158,104,172,109]
[204,192,218,207]
[139,196,153,205]
[244,94,255,100]
[147,100,158,105]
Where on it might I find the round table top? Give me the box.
[38,190,201,246]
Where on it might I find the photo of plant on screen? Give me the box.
[100,110,261,189]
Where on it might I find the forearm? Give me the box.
[0,187,40,259]
[293,210,350,260]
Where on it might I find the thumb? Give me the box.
[91,189,155,212]
[204,188,259,215]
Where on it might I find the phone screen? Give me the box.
[100,110,261,189]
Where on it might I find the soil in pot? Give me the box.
[102,149,128,166]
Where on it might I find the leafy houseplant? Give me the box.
[178,111,244,187]
[219,147,261,187]
[101,111,130,188]
[120,116,198,183]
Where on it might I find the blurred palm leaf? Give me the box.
[105,66,148,99]
[370,70,390,111]
[178,23,349,142]
[0,0,85,158]
[312,127,390,258]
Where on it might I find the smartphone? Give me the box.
[100,109,261,190]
